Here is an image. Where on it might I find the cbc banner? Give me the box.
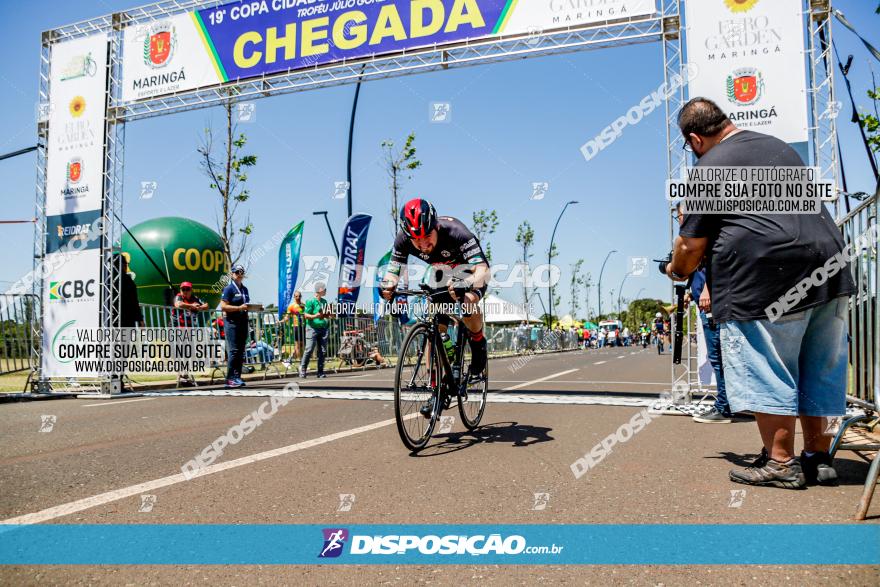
[685,0,809,160]
[121,0,657,103]
[43,34,108,377]
[41,249,102,378]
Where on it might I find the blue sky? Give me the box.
[1,0,878,317]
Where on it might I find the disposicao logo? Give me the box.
[318,528,348,558]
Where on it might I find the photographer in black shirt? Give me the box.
[663,98,854,489]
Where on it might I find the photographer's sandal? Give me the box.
[729,450,806,489]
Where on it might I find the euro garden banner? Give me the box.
[41,34,108,377]
[121,0,657,103]
[685,0,810,161]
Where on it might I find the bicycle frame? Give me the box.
[397,289,470,398]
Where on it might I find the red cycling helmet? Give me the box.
[400,198,437,239]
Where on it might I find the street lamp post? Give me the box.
[312,211,340,258]
[548,200,578,327]
[618,270,635,315]
[344,65,366,218]
[597,249,617,320]
[528,290,548,320]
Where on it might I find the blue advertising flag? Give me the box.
[277,222,304,319]
[337,214,372,316]
[373,250,392,322]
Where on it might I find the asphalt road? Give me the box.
[1,347,877,585]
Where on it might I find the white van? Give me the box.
[599,320,623,346]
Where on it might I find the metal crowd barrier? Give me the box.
[832,195,880,520]
[836,197,879,414]
[138,303,583,384]
[0,294,39,376]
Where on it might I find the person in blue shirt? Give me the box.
[688,268,733,423]
[220,264,250,388]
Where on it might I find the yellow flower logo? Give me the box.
[69,96,86,118]
[724,0,759,12]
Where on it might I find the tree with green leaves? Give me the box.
[569,259,584,317]
[381,132,422,237]
[471,209,499,263]
[547,242,561,324]
[198,92,257,268]
[515,221,535,319]
[625,298,668,330]
[859,87,879,155]
[581,273,592,321]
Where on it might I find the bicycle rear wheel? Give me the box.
[394,323,441,451]
[458,340,487,430]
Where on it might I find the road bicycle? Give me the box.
[654,331,666,354]
[392,284,488,451]
[338,328,368,367]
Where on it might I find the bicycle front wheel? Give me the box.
[458,341,487,430]
[394,323,441,451]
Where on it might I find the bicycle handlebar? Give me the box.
[388,282,472,299]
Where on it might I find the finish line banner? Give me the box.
[1,524,878,564]
[121,0,657,102]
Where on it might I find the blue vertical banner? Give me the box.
[337,214,372,316]
[277,221,304,319]
[373,250,392,322]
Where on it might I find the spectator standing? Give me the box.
[280,290,305,368]
[172,281,208,327]
[220,264,250,389]
[114,254,144,328]
[530,324,539,352]
[172,281,208,386]
[665,97,854,488]
[299,282,332,378]
[686,267,734,424]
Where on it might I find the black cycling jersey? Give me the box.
[387,216,488,282]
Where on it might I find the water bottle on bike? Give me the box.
[441,331,460,382]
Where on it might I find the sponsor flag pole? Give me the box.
[337,214,372,317]
[373,250,392,322]
[277,221,304,319]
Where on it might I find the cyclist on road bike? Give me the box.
[380,198,491,381]
[639,323,650,347]
[653,312,666,353]
[653,312,665,336]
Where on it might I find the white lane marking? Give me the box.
[486,380,669,385]
[500,368,578,392]
[0,415,408,526]
[324,374,373,380]
[594,361,607,365]
[617,355,626,359]
[284,389,663,407]
[81,398,156,408]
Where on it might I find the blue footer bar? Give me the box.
[0,524,877,565]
